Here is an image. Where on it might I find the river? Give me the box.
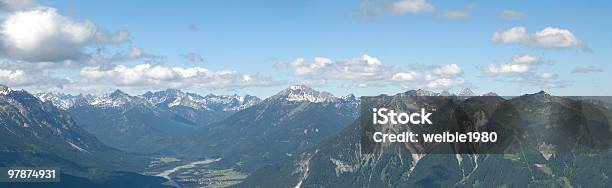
[154,158,222,187]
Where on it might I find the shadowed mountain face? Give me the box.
[239,92,612,188]
[0,86,168,187]
[167,85,360,172]
[36,89,260,154]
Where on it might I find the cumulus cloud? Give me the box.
[391,72,417,81]
[492,27,529,44]
[442,10,469,20]
[358,0,434,19]
[425,77,465,89]
[79,64,279,90]
[0,7,129,62]
[391,0,435,15]
[511,54,540,64]
[500,10,526,21]
[482,54,566,88]
[0,68,67,87]
[432,64,462,75]
[279,54,466,90]
[571,66,603,74]
[483,54,540,76]
[492,26,584,49]
[484,64,530,75]
[182,52,204,63]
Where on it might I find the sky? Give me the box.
[0,0,610,98]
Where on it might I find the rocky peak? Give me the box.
[272,85,337,103]
[458,88,475,96]
[0,84,13,95]
[403,89,440,96]
[109,89,130,99]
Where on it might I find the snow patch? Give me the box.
[330,158,356,176]
[67,141,89,153]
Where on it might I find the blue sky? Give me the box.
[1,0,610,97]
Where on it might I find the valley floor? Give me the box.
[145,158,247,188]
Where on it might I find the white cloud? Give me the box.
[511,54,540,64]
[281,54,466,90]
[0,7,129,62]
[482,54,567,89]
[532,27,584,48]
[482,54,542,76]
[285,55,395,82]
[391,0,435,15]
[0,68,26,84]
[0,68,66,87]
[426,77,465,89]
[391,72,417,81]
[79,64,278,90]
[500,10,526,21]
[492,26,584,49]
[491,27,529,44]
[484,64,530,75]
[432,64,462,75]
[358,0,434,20]
[442,10,469,20]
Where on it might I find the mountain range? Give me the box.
[0,85,169,187]
[164,85,361,172]
[238,91,612,187]
[36,89,260,154]
[6,83,610,187]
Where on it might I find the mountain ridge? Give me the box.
[0,85,169,187]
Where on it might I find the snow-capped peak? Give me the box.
[0,85,14,95]
[290,85,305,90]
[340,94,357,101]
[35,92,90,109]
[141,89,261,111]
[89,90,140,108]
[273,85,337,103]
[36,89,261,111]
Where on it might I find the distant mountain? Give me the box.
[457,88,475,96]
[402,88,494,97]
[268,85,337,103]
[169,85,360,172]
[141,89,260,112]
[0,85,168,187]
[36,89,260,112]
[239,91,612,187]
[34,92,93,109]
[36,89,260,154]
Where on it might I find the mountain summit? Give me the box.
[141,89,260,112]
[270,85,337,103]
